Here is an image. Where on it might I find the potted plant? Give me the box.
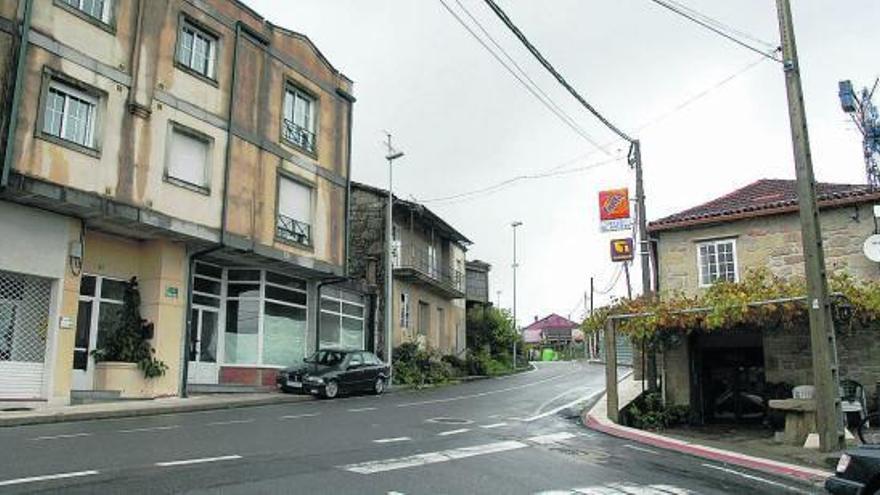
[92,277,167,398]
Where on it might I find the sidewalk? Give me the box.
[0,392,311,428]
[581,375,832,485]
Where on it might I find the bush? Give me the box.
[465,349,513,377]
[623,392,692,430]
[392,343,456,386]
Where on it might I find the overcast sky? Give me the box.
[249,0,879,326]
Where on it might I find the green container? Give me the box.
[541,348,555,361]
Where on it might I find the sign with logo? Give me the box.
[599,188,632,232]
[864,234,880,262]
[610,238,634,262]
[165,286,179,299]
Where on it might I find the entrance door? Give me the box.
[188,307,220,384]
[73,275,124,390]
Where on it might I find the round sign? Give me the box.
[863,234,880,262]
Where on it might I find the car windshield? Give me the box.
[304,350,346,366]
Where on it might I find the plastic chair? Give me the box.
[840,379,867,428]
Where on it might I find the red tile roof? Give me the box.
[523,313,579,331]
[648,179,880,232]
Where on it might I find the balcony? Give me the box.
[394,249,465,299]
[282,119,316,154]
[276,214,311,246]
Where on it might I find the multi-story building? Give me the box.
[349,183,469,357]
[465,259,491,312]
[0,0,356,404]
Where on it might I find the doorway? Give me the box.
[693,329,766,423]
[188,306,220,384]
[73,275,125,390]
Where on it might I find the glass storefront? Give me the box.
[319,288,365,350]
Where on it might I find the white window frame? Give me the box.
[276,175,314,246]
[42,80,98,149]
[319,290,366,350]
[62,0,112,24]
[177,19,217,80]
[282,86,317,152]
[696,238,738,287]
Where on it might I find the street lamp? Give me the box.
[384,133,404,388]
[511,221,522,368]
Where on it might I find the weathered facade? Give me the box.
[349,183,469,357]
[650,180,880,421]
[465,259,490,311]
[0,0,355,404]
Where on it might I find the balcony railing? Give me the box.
[276,214,311,246]
[282,119,316,153]
[395,248,464,297]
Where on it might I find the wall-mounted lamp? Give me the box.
[69,239,83,276]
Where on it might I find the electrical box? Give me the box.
[839,80,857,113]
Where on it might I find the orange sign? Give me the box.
[610,238,634,262]
[599,188,630,221]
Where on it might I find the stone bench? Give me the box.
[769,398,816,446]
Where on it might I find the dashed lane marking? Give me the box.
[373,437,411,444]
[32,432,92,441]
[348,407,378,412]
[623,444,660,455]
[479,422,508,429]
[437,428,470,436]
[118,425,180,434]
[207,419,255,426]
[700,464,811,493]
[156,455,243,467]
[340,440,527,474]
[280,413,320,419]
[0,470,99,487]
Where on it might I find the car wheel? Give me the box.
[372,377,386,395]
[323,380,339,399]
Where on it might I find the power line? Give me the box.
[437,0,606,151]
[661,0,776,51]
[646,0,781,63]
[482,0,634,143]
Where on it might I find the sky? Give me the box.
[248,0,880,326]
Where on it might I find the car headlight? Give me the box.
[304,376,324,384]
[836,453,851,473]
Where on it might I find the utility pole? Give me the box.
[496,290,502,308]
[622,262,633,300]
[511,221,522,368]
[630,141,656,391]
[588,278,594,359]
[776,0,844,452]
[384,133,404,387]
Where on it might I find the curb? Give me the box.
[582,411,831,485]
[0,394,311,428]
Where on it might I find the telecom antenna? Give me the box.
[838,79,880,189]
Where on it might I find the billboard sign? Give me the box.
[599,188,632,232]
[610,238,634,262]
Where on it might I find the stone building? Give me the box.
[465,259,491,312]
[649,179,880,422]
[0,0,356,404]
[349,182,469,357]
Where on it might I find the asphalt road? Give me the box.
[0,361,823,494]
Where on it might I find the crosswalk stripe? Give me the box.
[340,440,527,474]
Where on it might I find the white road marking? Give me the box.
[373,437,411,444]
[156,455,243,467]
[395,370,581,408]
[623,444,660,455]
[527,432,576,445]
[700,464,810,493]
[280,413,320,419]
[118,425,180,434]
[32,432,92,441]
[348,407,378,412]
[438,428,470,436]
[487,414,503,419]
[520,389,604,422]
[0,470,99,487]
[536,482,694,494]
[207,419,255,426]
[341,440,528,474]
[479,422,508,429]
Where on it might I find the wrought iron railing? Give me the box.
[282,119,316,153]
[276,214,311,246]
[396,248,464,294]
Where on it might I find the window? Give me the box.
[42,80,97,149]
[177,20,217,79]
[400,292,410,328]
[75,275,124,371]
[697,239,738,286]
[320,288,365,350]
[167,126,210,190]
[61,0,112,24]
[276,176,313,246]
[418,301,430,337]
[282,86,317,153]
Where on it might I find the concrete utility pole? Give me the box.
[384,133,404,387]
[511,221,522,368]
[775,0,844,452]
[630,141,657,391]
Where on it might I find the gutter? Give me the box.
[1,0,33,188]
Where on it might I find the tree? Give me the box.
[466,305,521,357]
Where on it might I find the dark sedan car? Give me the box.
[277,349,389,399]
[826,415,880,494]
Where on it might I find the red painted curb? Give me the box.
[584,414,830,484]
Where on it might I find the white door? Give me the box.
[73,276,124,390]
[188,306,220,384]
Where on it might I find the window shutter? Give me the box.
[278,177,312,224]
[168,129,208,187]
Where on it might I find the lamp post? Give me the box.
[511,221,522,368]
[385,132,404,387]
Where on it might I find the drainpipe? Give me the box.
[220,22,243,246]
[1,0,33,188]
[179,245,222,398]
[336,88,355,277]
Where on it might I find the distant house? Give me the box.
[649,179,880,423]
[522,314,580,349]
[465,260,492,312]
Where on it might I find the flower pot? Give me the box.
[94,362,154,399]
